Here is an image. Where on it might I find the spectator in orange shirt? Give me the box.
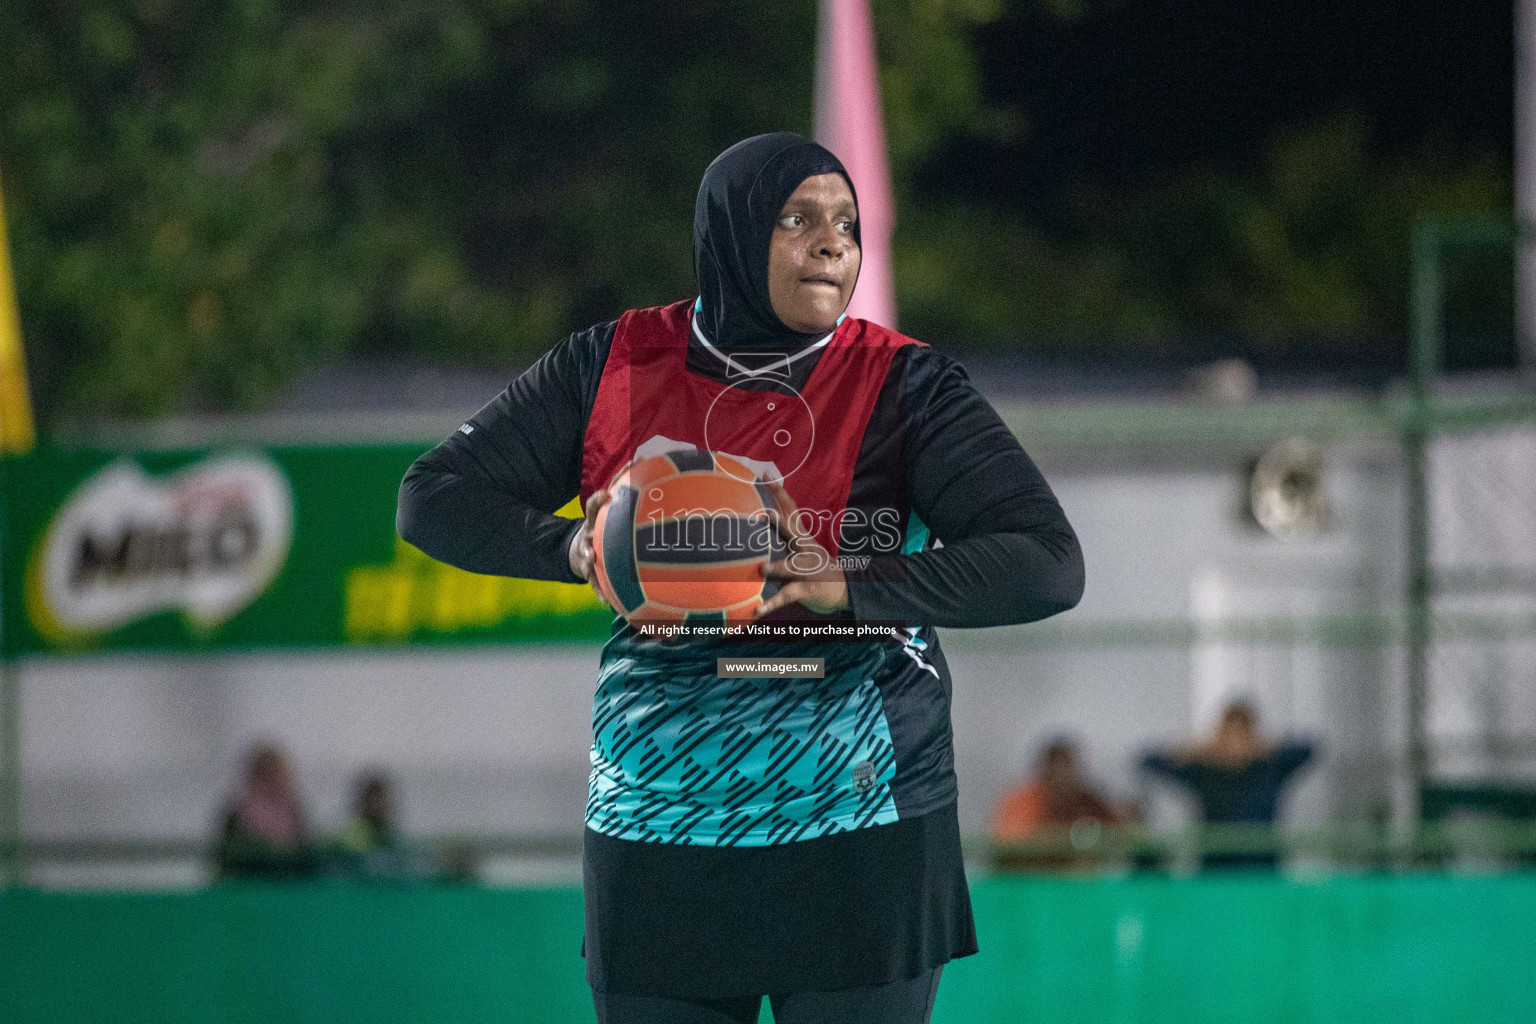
[990,738,1123,870]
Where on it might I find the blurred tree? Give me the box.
[899,0,1513,350]
[1114,113,1510,346]
[897,112,1510,351]
[2,0,524,419]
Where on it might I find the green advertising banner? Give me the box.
[0,446,609,655]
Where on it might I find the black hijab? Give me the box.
[693,132,860,349]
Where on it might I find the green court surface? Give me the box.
[3,873,1534,1023]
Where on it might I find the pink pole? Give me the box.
[815,0,898,330]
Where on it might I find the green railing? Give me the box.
[8,818,1536,881]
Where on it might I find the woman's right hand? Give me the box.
[569,488,611,606]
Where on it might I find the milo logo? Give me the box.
[27,454,293,640]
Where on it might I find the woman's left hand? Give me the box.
[754,478,849,616]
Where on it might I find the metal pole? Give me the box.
[1402,222,1440,843]
[1518,0,1536,368]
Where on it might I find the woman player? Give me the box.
[397,132,1084,1024]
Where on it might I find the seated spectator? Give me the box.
[991,738,1125,871]
[330,770,415,880]
[1141,700,1315,869]
[337,770,399,860]
[327,770,472,882]
[214,742,316,880]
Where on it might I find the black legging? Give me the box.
[591,967,942,1024]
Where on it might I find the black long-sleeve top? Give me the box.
[396,318,1084,628]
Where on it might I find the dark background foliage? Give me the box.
[0,0,1513,423]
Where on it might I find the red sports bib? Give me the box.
[582,300,920,557]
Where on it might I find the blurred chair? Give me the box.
[1420,783,1536,870]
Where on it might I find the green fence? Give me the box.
[4,875,1535,1024]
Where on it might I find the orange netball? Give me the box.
[592,450,786,625]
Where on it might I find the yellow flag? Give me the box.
[0,173,36,455]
